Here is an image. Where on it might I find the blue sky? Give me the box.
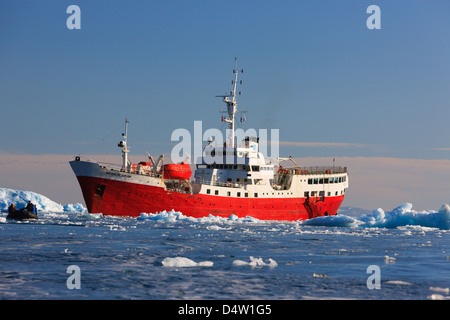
[2,0,450,158]
[1,1,450,209]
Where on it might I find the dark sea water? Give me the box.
[1,210,449,300]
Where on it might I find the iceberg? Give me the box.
[0,187,86,213]
[359,203,450,230]
[301,203,450,230]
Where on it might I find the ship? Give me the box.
[70,60,348,221]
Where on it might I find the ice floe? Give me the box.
[232,256,278,268]
[161,257,213,267]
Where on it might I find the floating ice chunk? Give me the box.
[137,210,263,225]
[232,259,250,267]
[81,212,103,219]
[428,294,450,300]
[386,280,412,286]
[206,225,231,231]
[313,273,328,278]
[232,256,277,268]
[63,203,87,213]
[384,255,396,264]
[300,215,360,227]
[138,210,191,222]
[267,259,278,268]
[429,286,450,294]
[161,257,213,268]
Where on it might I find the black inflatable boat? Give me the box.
[7,209,38,221]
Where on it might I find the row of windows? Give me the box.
[207,189,252,197]
[205,150,237,157]
[205,189,292,197]
[305,190,345,197]
[307,176,346,185]
[205,188,345,198]
[202,164,273,172]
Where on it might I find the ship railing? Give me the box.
[97,161,122,171]
[98,161,163,178]
[277,166,348,175]
[196,179,246,189]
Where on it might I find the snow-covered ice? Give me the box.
[303,203,450,230]
[358,203,450,230]
[0,187,86,213]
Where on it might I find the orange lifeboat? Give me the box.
[162,162,192,180]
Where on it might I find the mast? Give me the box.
[217,58,244,148]
[118,118,130,171]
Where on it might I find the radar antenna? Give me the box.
[216,58,247,147]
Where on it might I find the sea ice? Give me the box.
[300,214,360,227]
[2,187,450,231]
[384,255,397,264]
[385,280,412,286]
[161,257,213,267]
[429,286,450,294]
[359,203,450,230]
[232,256,278,268]
[313,273,328,278]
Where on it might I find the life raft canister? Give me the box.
[162,162,192,180]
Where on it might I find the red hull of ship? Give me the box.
[76,176,345,221]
